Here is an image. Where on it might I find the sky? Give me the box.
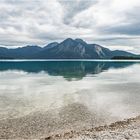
[0,0,140,53]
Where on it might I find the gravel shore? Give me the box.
[0,103,139,140]
[44,116,140,140]
[1,115,139,139]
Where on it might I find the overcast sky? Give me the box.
[0,0,140,53]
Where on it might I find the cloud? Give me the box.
[59,0,97,25]
[0,0,140,53]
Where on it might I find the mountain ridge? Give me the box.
[0,38,137,59]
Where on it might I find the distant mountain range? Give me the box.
[0,38,137,59]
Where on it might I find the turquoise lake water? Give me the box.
[0,60,140,137]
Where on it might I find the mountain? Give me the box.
[0,45,42,59]
[44,42,59,49]
[0,38,137,59]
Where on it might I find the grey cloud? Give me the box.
[100,6,140,36]
[110,24,140,35]
[101,21,140,36]
[59,0,97,25]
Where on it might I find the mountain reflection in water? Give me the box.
[0,61,136,80]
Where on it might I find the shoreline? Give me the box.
[0,113,139,139]
[44,115,140,140]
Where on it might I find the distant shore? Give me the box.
[44,115,140,140]
[1,58,140,62]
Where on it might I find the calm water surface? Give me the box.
[0,60,140,138]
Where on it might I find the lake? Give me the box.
[0,60,140,138]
